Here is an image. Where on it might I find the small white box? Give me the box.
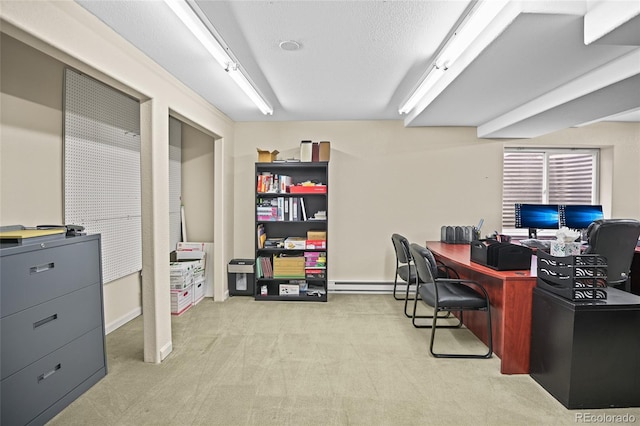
[192,279,206,305]
[177,242,206,251]
[176,242,206,260]
[550,241,581,257]
[170,261,195,289]
[170,275,194,290]
[284,237,306,250]
[171,285,193,315]
[176,250,205,260]
[279,283,300,296]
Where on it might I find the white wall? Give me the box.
[0,32,64,225]
[234,121,640,284]
[0,32,144,332]
[1,0,235,348]
[182,124,215,243]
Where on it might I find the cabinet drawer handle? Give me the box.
[37,363,61,383]
[30,262,55,274]
[34,314,58,329]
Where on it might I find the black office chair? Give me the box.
[391,233,417,302]
[392,234,457,318]
[583,219,640,292]
[409,243,492,359]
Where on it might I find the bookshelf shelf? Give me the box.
[255,162,328,302]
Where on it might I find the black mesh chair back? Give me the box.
[584,219,640,290]
[409,243,492,359]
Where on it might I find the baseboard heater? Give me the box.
[328,281,399,294]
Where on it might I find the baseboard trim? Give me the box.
[328,281,398,294]
[160,341,173,361]
[105,306,142,335]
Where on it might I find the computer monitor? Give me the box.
[561,204,604,229]
[515,203,560,238]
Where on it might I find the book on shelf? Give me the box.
[257,173,293,193]
[255,258,262,278]
[304,251,326,269]
[300,197,307,221]
[257,224,266,249]
[284,196,289,219]
[257,256,273,278]
[277,197,285,221]
[257,197,309,222]
[305,269,326,279]
[280,175,292,192]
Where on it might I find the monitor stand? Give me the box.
[528,228,538,239]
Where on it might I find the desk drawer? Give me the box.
[1,284,103,380]
[1,239,101,317]
[1,327,105,426]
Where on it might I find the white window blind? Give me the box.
[502,149,598,230]
[548,153,596,205]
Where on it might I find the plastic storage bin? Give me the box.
[228,259,255,296]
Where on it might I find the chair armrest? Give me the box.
[434,278,491,299]
[436,261,460,279]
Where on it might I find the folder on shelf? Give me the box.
[0,228,66,244]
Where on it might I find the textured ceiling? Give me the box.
[196,0,470,120]
[76,0,640,138]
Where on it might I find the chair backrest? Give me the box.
[391,233,412,265]
[409,243,438,285]
[584,219,640,285]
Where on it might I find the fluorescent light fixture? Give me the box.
[163,0,273,115]
[399,0,511,115]
[398,66,445,115]
[227,66,274,116]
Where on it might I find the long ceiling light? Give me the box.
[163,0,273,115]
[399,0,512,115]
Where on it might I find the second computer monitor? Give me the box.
[561,204,604,229]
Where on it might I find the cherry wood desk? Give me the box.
[425,241,537,374]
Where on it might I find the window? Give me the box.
[502,148,599,231]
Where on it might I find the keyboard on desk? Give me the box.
[519,239,551,251]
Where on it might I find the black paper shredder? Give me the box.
[228,259,255,296]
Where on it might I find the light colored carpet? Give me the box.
[49,294,640,425]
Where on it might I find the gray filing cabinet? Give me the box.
[1,234,107,425]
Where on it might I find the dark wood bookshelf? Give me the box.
[255,162,328,302]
